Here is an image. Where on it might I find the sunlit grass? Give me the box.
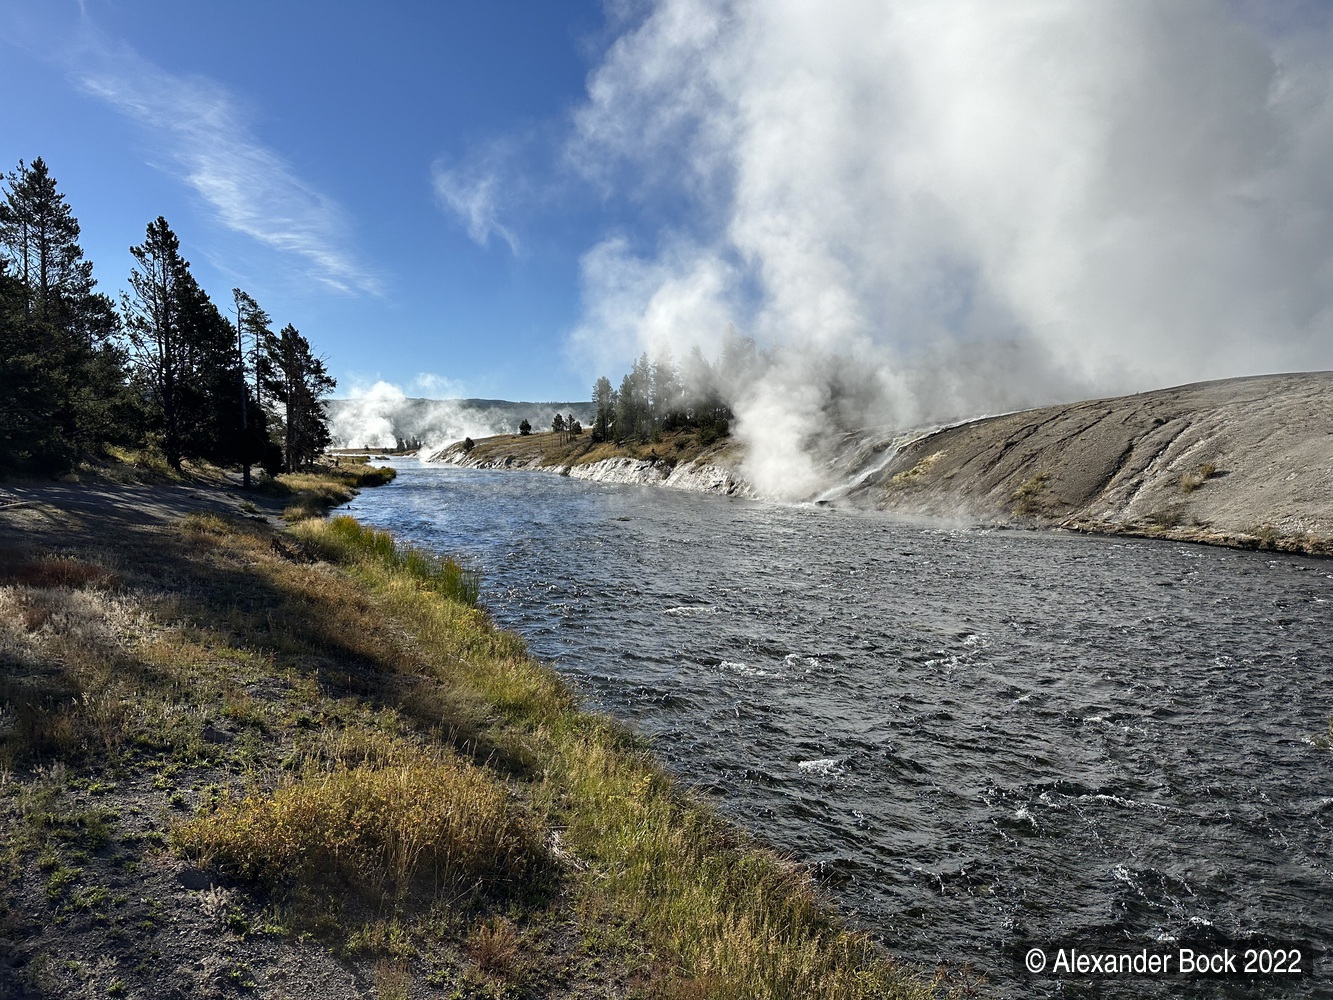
[461,426,739,471]
[305,516,943,998]
[0,465,953,998]
[295,515,480,607]
[172,740,544,902]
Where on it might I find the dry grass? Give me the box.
[466,915,520,974]
[1009,471,1049,516]
[280,514,940,998]
[0,471,949,999]
[889,451,946,488]
[258,464,397,521]
[373,958,412,1000]
[1148,505,1185,529]
[1179,461,1221,494]
[459,427,737,470]
[172,741,544,901]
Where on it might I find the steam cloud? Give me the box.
[567,0,1333,497]
[327,382,514,452]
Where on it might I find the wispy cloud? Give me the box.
[71,35,380,295]
[431,147,521,254]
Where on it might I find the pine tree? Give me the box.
[174,270,249,465]
[0,158,135,471]
[0,263,65,470]
[232,289,274,485]
[123,217,190,468]
[259,324,336,471]
[0,157,93,324]
[592,375,614,442]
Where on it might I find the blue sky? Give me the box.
[5,1,1333,433]
[2,0,614,401]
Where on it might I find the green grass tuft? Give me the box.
[297,515,481,607]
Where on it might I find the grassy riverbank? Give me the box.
[0,470,966,998]
[441,426,740,472]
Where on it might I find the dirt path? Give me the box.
[0,473,287,550]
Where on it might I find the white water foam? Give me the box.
[798,758,845,777]
[719,659,772,678]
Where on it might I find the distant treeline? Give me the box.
[590,333,756,446]
[0,157,336,479]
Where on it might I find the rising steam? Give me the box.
[566,0,1333,497]
[327,382,512,452]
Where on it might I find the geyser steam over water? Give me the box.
[567,0,1333,498]
[327,382,512,452]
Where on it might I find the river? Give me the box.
[339,459,1332,996]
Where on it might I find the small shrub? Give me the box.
[1179,462,1221,494]
[891,451,947,488]
[374,958,412,999]
[1149,506,1184,529]
[1009,471,1048,515]
[467,916,519,974]
[1251,523,1279,550]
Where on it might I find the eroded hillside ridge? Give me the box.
[854,372,1333,555]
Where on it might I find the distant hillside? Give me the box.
[847,372,1333,555]
[324,396,597,450]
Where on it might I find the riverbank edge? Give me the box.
[435,372,1333,559]
[439,446,1333,556]
[432,446,755,497]
[0,470,954,999]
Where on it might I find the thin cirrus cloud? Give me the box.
[71,38,381,296]
[431,152,521,255]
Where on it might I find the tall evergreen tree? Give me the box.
[232,289,273,486]
[616,372,638,442]
[123,217,190,469]
[0,263,65,470]
[174,270,251,466]
[0,159,135,471]
[592,375,614,442]
[259,324,335,471]
[0,157,92,324]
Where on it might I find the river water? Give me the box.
[340,460,1332,996]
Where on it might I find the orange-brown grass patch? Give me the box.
[466,915,520,975]
[171,741,544,903]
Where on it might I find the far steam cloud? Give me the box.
[327,381,595,452]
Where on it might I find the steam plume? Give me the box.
[327,382,513,452]
[568,0,1333,497]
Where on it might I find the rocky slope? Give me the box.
[848,372,1333,555]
